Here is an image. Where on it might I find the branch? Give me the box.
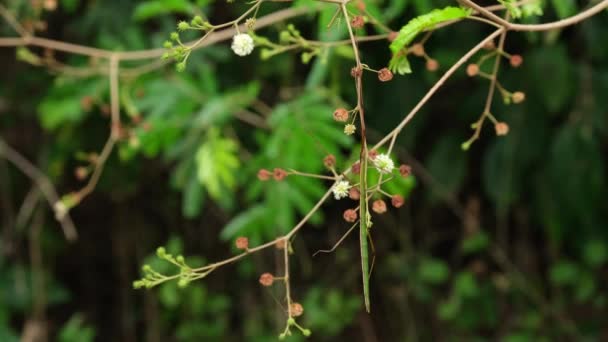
[461,0,608,32]
[0,138,77,241]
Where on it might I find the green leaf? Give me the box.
[58,314,95,342]
[418,257,450,284]
[195,129,240,200]
[220,205,269,241]
[389,6,471,74]
[551,0,577,19]
[583,240,608,268]
[133,0,192,21]
[549,261,579,286]
[182,171,205,218]
[461,231,489,254]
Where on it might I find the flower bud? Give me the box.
[323,154,336,168]
[510,54,523,67]
[399,164,412,177]
[411,44,425,57]
[349,187,360,200]
[494,122,509,136]
[351,16,364,29]
[350,66,363,78]
[372,199,387,214]
[290,302,304,317]
[273,168,287,181]
[426,59,439,72]
[391,195,405,208]
[512,91,525,104]
[333,108,349,122]
[258,169,272,181]
[466,64,479,77]
[235,237,249,250]
[343,209,358,223]
[259,273,274,286]
[378,68,393,82]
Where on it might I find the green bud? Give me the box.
[177,21,190,31]
[170,32,179,41]
[287,318,295,326]
[461,141,471,151]
[278,333,286,340]
[192,15,204,25]
[133,280,142,289]
[279,31,291,43]
[177,278,189,288]
[156,247,166,257]
[260,49,273,60]
[161,52,170,60]
[176,255,185,264]
[302,329,311,337]
[163,41,173,49]
[176,62,186,72]
[142,264,152,272]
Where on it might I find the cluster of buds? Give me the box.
[257,168,288,181]
[408,43,440,72]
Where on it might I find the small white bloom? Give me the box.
[344,124,356,135]
[231,33,254,56]
[332,180,350,200]
[373,154,394,174]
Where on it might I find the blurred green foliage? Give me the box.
[1,0,607,340]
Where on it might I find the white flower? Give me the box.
[344,124,356,135]
[231,33,254,56]
[373,154,394,174]
[332,180,350,200]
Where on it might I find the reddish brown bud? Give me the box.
[343,209,358,223]
[235,237,249,250]
[512,91,526,104]
[399,164,412,177]
[378,68,393,82]
[426,59,439,72]
[368,150,378,160]
[387,31,398,42]
[131,115,142,124]
[74,166,89,181]
[391,195,405,208]
[349,187,360,200]
[372,199,387,214]
[510,54,523,68]
[141,122,152,132]
[259,273,274,286]
[351,162,361,174]
[351,16,365,29]
[258,169,272,181]
[494,122,509,136]
[44,0,57,11]
[273,168,288,181]
[466,64,479,77]
[100,104,111,117]
[356,0,366,11]
[290,302,304,317]
[483,40,496,50]
[411,44,425,57]
[333,108,349,122]
[351,66,363,78]
[80,96,93,111]
[323,154,336,168]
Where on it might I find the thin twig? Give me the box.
[0,138,77,241]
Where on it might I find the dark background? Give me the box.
[1,0,607,341]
